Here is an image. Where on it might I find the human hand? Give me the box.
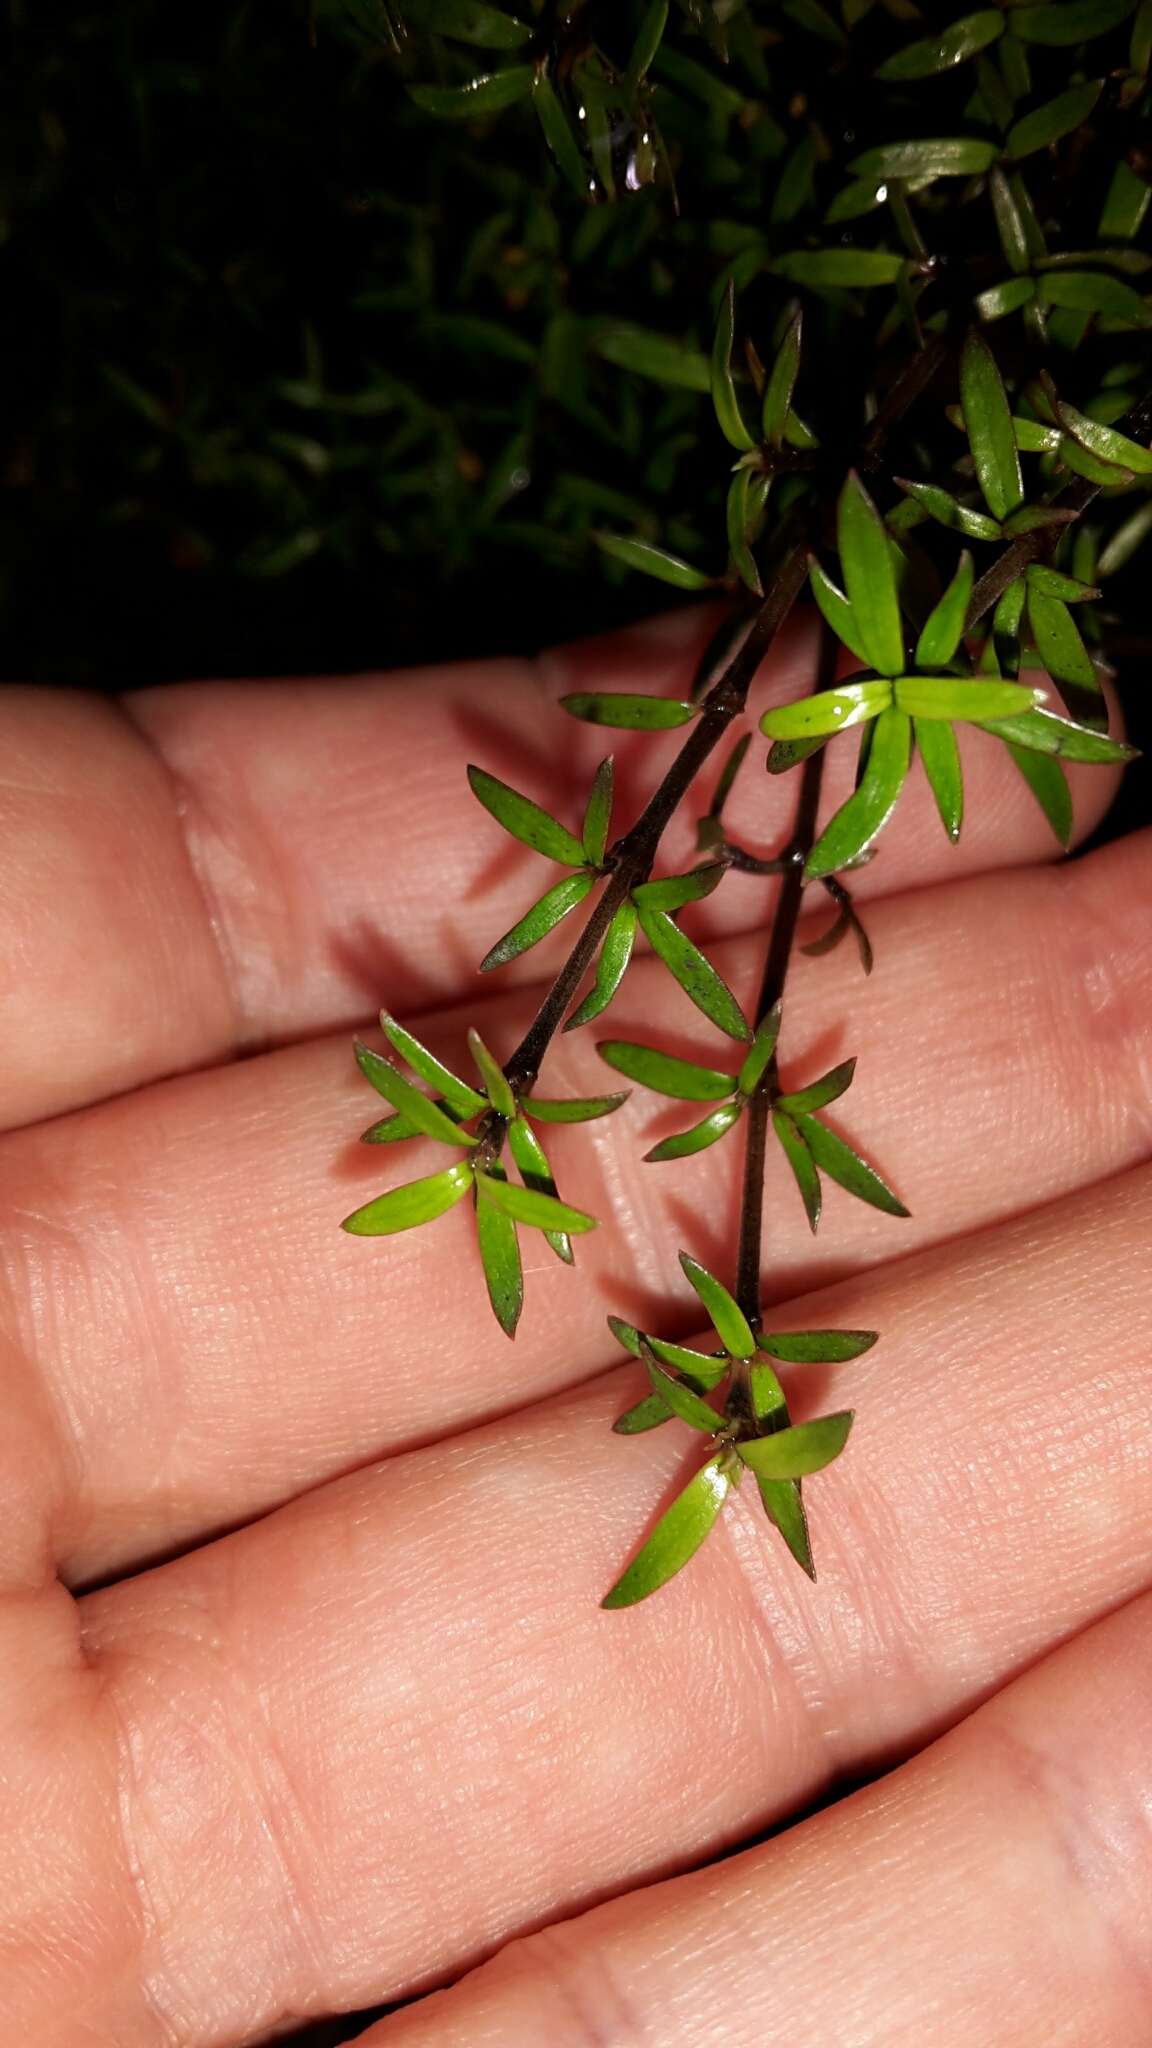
[2,607,1150,2045]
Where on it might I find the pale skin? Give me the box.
[2,602,1151,2046]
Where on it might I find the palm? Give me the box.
[3,609,1150,2046]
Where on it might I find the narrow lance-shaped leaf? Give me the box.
[354,1044,477,1147]
[645,1100,743,1162]
[582,757,614,868]
[642,1347,724,1433]
[648,1337,729,1387]
[1006,745,1073,848]
[769,249,904,287]
[737,1000,783,1096]
[1055,402,1152,478]
[561,691,698,731]
[1011,0,1137,47]
[738,1412,854,1480]
[711,279,756,452]
[760,680,893,742]
[602,1453,735,1609]
[1027,590,1099,694]
[564,898,637,1030]
[594,533,715,592]
[875,9,1004,79]
[1005,79,1103,160]
[838,473,904,676]
[757,1475,816,1580]
[758,1328,878,1363]
[594,325,710,392]
[474,1174,597,1234]
[761,307,802,446]
[1038,271,1152,326]
[474,1166,524,1336]
[613,1394,675,1435]
[379,1012,486,1117]
[402,1,532,47]
[805,706,912,880]
[894,677,1038,721]
[467,1027,517,1118]
[633,864,725,913]
[1025,565,1100,604]
[522,1090,630,1123]
[627,0,669,82]
[480,869,596,972]
[960,331,1023,523]
[915,717,964,842]
[342,1160,475,1236]
[533,73,589,198]
[409,67,535,117]
[598,1039,733,1101]
[978,707,1136,763]
[467,765,587,866]
[776,1056,856,1116]
[726,470,763,595]
[895,479,1002,542]
[807,558,875,669]
[507,1116,571,1263]
[915,551,973,669]
[849,138,998,180]
[797,1112,910,1216]
[635,901,750,1042]
[773,1110,822,1232]
[680,1250,756,1359]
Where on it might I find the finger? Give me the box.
[367,1590,1152,2048]
[8,828,1151,1582]
[4,606,1119,1129]
[66,1163,1152,2045]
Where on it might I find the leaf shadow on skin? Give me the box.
[327,916,449,1025]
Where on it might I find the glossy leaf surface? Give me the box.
[711,280,755,451]
[643,1348,724,1433]
[565,899,638,1029]
[598,1040,733,1100]
[480,869,596,971]
[960,331,1023,522]
[914,551,973,669]
[797,1113,910,1216]
[474,1174,597,1234]
[409,67,534,117]
[379,1012,486,1117]
[895,678,1036,721]
[775,1057,856,1116]
[807,558,874,668]
[738,1411,854,1479]
[467,764,586,866]
[680,1251,756,1359]
[342,1161,475,1236]
[582,757,614,868]
[773,1110,822,1232]
[634,902,750,1041]
[593,534,714,590]
[737,1000,783,1096]
[354,1044,476,1146]
[805,706,912,879]
[979,707,1136,762]
[522,1090,629,1123]
[475,1169,524,1335]
[602,1454,734,1608]
[758,1328,878,1363]
[645,1100,743,1162]
[561,692,699,730]
[761,680,893,741]
[467,1028,516,1118]
[915,716,964,841]
[838,473,904,675]
[875,9,1004,77]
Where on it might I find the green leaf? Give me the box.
[725,470,763,596]
[342,1160,475,1235]
[645,1100,744,1162]
[533,73,590,198]
[522,1090,630,1123]
[1005,79,1103,159]
[1011,0,1136,46]
[409,66,534,117]
[876,9,1004,77]
[467,765,587,866]
[805,706,912,879]
[565,899,638,1030]
[680,1250,757,1358]
[895,677,1038,720]
[978,707,1136,762]
[849,138,998,180]
[1055,402,1152,477]
[737,1000,783,1096]
[914,552,974,669]
[824,178,888,224]
[593,533,715,591]
[961,331,1024,521]
[633,864,725,913]
[594,324,710,392]
[738,1412,854,1480]
[1098,160,1152,242]
[801,883,874,975]
[770,248,905,288]
[989,167,1033,276]
[1038,271,1152,325]
[597,1040,734,1101]
[1006,745,1073,847]
[480,870,597,971]
[474,1168,524,1335]
[895,479,1003,541]
[711,279,755,452]
[642,1346,724,1432]
[635,902,750,1041]
[613,1394,675,1435]
[756,1476,816,1579]
[807,558,875,668]
[796,1113,910,1216]
[507,1115,571,1262]
[560,691,699,730]
[582,758,614,868]
[1025,564,1101,603]
[354,1044,477,1146]
[467,1028,517,1118]
[627,0,669,82]
[761,308,803,446]
[766,735,830,776]
[837,473,905,675]
[474,1174,597,1234]
[402,0,531,47]
[648,1337,729,1388]
[608,1314,643,1357]
[776,1056,857,1116]
[379,1012,487,1117]
[758,1328,878,1363]
[1002,503,1085,536]
[360,1113,423,1145]
[601,1453,734,1608]
[772,1111,822,1231]
[973,276,1039,322]
[1027,589,1099,693]
[760,680,893,742]
[914,717,964,841]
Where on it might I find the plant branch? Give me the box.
[503,541,810,1090]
